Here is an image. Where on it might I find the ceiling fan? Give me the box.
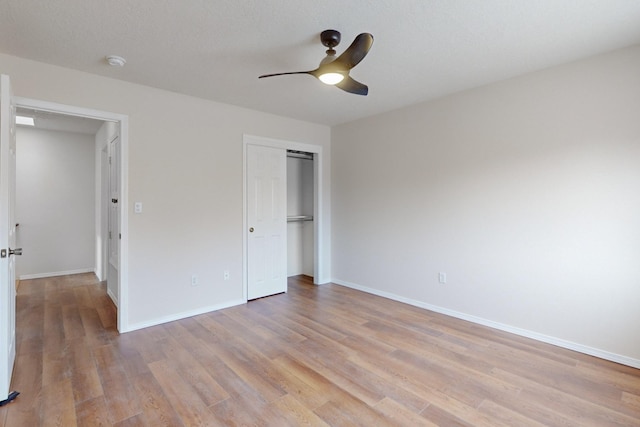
[259,30,374,96]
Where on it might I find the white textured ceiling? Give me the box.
[2,1,640,126]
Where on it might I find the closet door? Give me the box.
[247,144,287,299]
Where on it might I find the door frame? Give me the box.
[14,96,130,332]
[243,134,325,301]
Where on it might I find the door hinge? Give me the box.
[1,249,6,258]
[109,156,112,165]
[109,231,112,239]
[119,233,121,239]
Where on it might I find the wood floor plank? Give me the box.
[209,395,265,426]
[74,396,111,427]
[209,389,294,427]
[62,305,86,340]
[130,372,185,427]
[93,344,129,385]
[6,274,640,426]
[7,351,42,397]
[70,366,104,404]
[110,336,152,379]
[477,399,549,427]
[419,403,474,427]
[314,393,397,427]
[271,355,334,410]
[491,367,640,427]
[157,335,229,406]
[3,401,42,427]
[197,353,268,401]
[41,378,77,427]
[42,304,65,355]
[118,328,166,365]
[193,316,289,402]
[271,394,332,427]
[78,306,113,348]
[207,338,289,403]
[112,413,148,427]
[212,310,292,359]
[148,359,219,427]
[622,392,640,412]
[100,377,143,425]
[483,384,583,427]
[373,397,439,427]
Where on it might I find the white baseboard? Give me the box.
[19,268,95,280]
[125,299,246,333]
[107,287,118,308]
[332,278,640,369]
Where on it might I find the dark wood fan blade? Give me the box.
[258,70,314,79]
[336,76,368,96]
[334,33,374,70]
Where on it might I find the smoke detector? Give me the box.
[106,55,126,67]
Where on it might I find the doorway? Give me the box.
[286,150,315,278]
[15,110,103,282]
[243,135,325,301]
[13,96,129,332]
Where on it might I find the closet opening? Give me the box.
[286,150,314,280]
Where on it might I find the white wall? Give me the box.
[0,52,331,330]
[16,127,95,279]
[332,45,640,366]
[287,156,314,276]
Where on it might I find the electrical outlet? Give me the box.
[223,270,230,281]
[439,272,447,284]
[191,274,199,287]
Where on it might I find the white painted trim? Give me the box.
[107,287,118,307]
[14,96,130,333]
[118,117,129,332]
[19,268,94,280]
[243,135,326,304]
[333,278,640,369]
[126,299,245,332]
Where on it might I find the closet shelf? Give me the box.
[287,215,314,222]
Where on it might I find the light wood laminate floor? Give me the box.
[1,273,639,426]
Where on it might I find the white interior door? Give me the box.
[108,133,120,289]
[109,134,120,268]
[0,74,18,400]
[247,144,287,299]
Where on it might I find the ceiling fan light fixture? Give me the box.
[318,72,345,85]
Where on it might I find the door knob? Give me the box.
[249,227,254,233]
[9,248,22,256]
[1,248,22,258]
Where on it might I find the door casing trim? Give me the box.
[14,96,130,332]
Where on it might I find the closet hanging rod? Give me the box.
[287,215,314,222]
[286,150,313,160]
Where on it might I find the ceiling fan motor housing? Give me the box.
[320,30,341,49]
